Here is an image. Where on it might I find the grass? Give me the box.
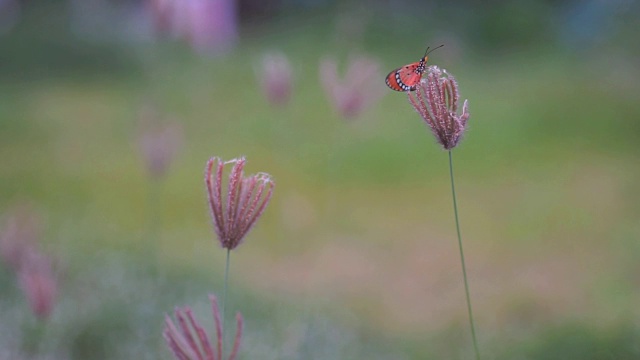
[1,5,640,359]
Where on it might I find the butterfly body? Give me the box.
[385,45,443,92]
[385,58,427,92]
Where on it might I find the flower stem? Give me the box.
[448,150,480,360]
[222,248,231,350]
[145,178,163,271]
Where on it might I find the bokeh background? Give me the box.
[1,0,640,359]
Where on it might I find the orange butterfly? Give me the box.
[385,45,443,92]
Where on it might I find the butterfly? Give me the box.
[385,45,444,92]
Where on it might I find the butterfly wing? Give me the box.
[385,62,422,92]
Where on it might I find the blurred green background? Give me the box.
[1,0,640,359]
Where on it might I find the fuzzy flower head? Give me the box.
[163,295,243,360]
[205,157,274,250]
[408,66,470,150]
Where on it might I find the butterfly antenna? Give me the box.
[425,44,444,57]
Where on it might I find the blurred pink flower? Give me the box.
[319,53,386,119]
[191,0,237,55]
[205,157,274,250]
[137,106,184,180]
[408,66,470,150]
[18,250,57,320]
[0,204,41,271]
[151,0,237,54]
[163,295,243,360]
[257,51,293,107]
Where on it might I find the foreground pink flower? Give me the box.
[205,157,275,250]
[319,53,385,119]
[408,66,470,150]
[163,295,243,360]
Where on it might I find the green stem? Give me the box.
[221,248,231,348]
[146,178,163,268]
[448,150,481,360]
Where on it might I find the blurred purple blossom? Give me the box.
[256,51,293,107]
[137,106,184,180]
[205,157,274,251]
[163,295,243,360]
[149,0,238,54]
[408,66,470,150]
[319,53,386,119]
[187,0,237,55]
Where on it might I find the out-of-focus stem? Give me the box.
[221,248,231,351]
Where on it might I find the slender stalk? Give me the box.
[146,178,163,268]
[326,123,341,220]
[448,150,480,360]
[147,179,162,234]
[221,248,231,348]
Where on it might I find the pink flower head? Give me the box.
[257,51,293,107]
[205,157,275,250]
[18,250,57,320]
[319,53,385,119]
[163,295,243,360]
[408,66,470,150]
[137,106,184,180]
